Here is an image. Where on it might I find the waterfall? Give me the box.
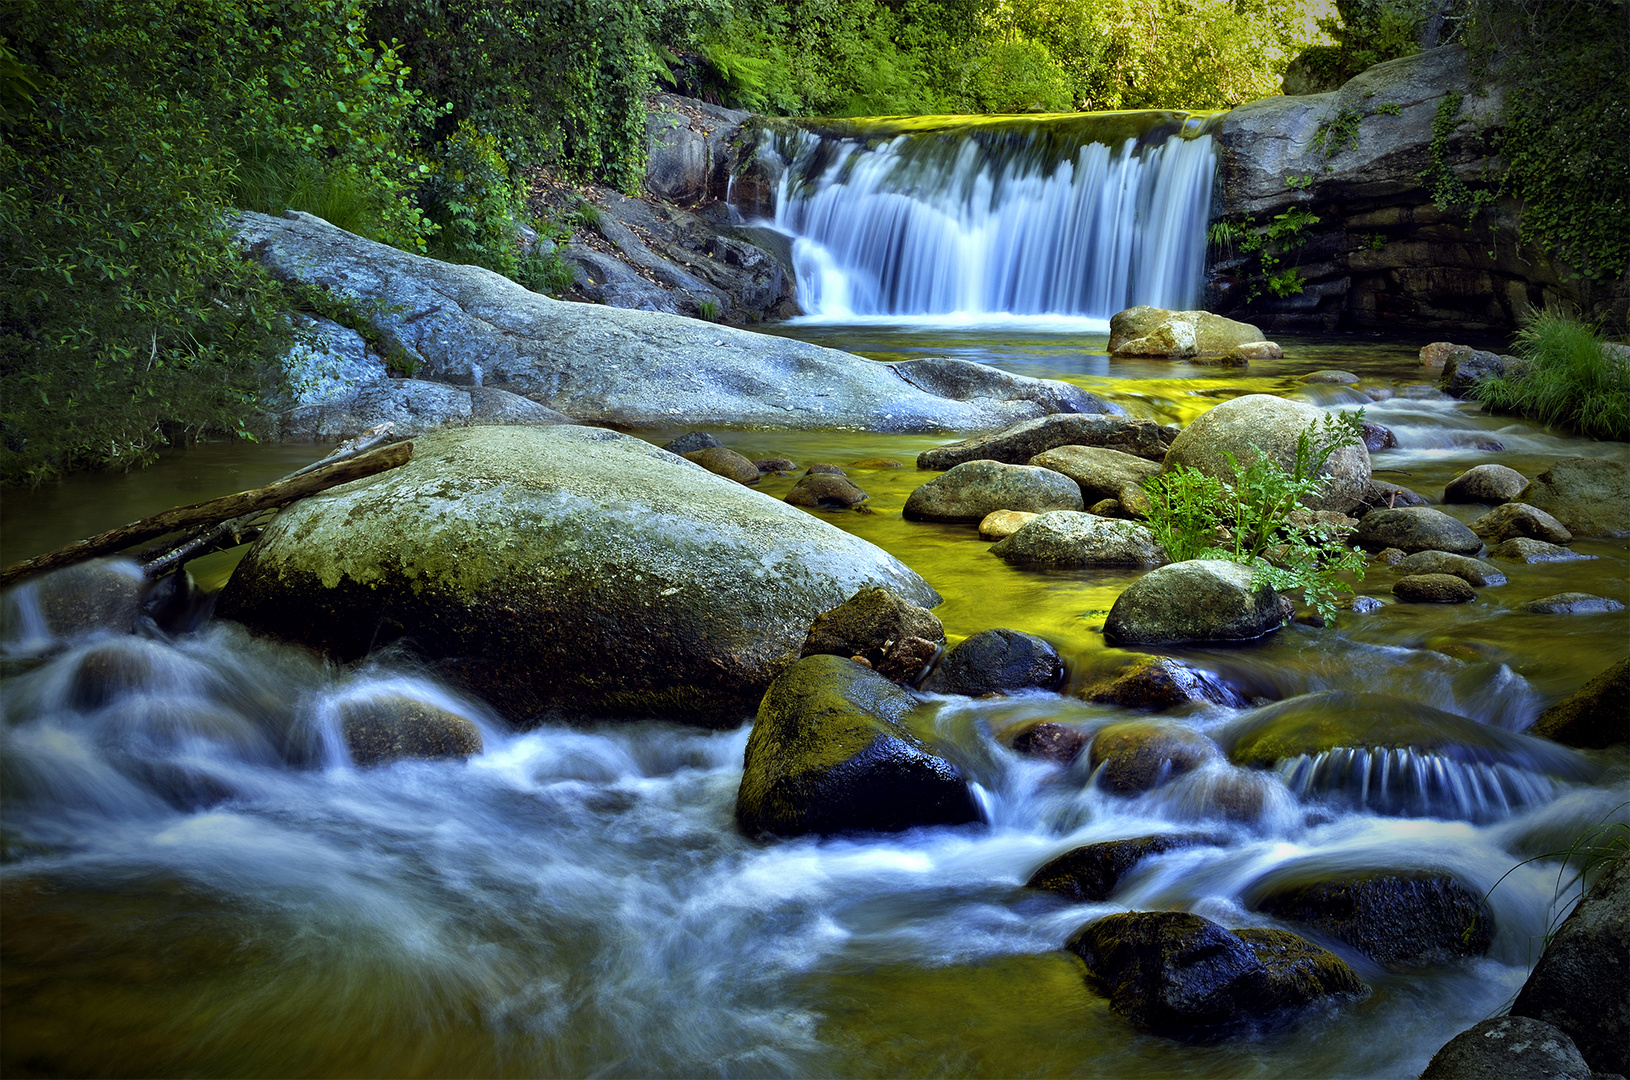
[747,113,1219,323]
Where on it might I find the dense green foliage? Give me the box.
[1473,311,1630,441]
[1142,413,1369,622]
[1287,0,1447,90]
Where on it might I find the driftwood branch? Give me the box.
[1,440,413,589]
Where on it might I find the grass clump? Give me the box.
[1142,412,1369,624]
[1473,311,1629,441]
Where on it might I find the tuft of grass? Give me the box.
[1473,311,1630,441]
[229,141,392,242]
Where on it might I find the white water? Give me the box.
[759,124,1216,321]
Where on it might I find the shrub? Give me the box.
[1142,412,1369,623]
[1472,311,1629,441]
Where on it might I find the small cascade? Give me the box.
[1277,746,1565,822]
[748,112,1219,321]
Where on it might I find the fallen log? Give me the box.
[0,440,413,589]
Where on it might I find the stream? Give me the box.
[2,327,1627,1077]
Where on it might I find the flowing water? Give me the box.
[3,327,1628,1078]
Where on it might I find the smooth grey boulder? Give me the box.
[1162,395,1371,513]
[1529,657,1629,749]
[735,654,981,837]
[1522,593,1625,615]
[1247,869,1492,968]
[1518,458,1630,537]
[1419,1016,1592,1080]
[216,426,941,726]
[1029,445,1162,503]
[1393,551,1506,586]
[1488,538,1596,563]
[280,379,574,442]
[1104,560,1284,645]
[990,512,1166,568]
[1511,852,1630,1076]
[1392,573,1476,604]
[1066,911,1368,1033]
[903,461,1084,523]
[235,210,1097,434]
[921,628,1065,696]
[1444,463,1527,504]
[917,414,1162,471]
[1355,507,1482,555]
[1470,502,1571,545]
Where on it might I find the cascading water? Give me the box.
[748,113,1219,322]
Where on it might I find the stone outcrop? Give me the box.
[236,210,1102,436]
[215,425,941,726]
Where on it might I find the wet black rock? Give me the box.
[1354,507,1482,555]
[1065,911,1368,1033]
[1511,852,1630,1076]
[1248,870,1492,967]
[735,654,981,837]
[786,473,869,509]
[1359,420,1397,452]
[338,695,483,767]
[1392,573,1476,604]
[917,413,1162,471]
[800,586,945,685]
[1529,657,1629,749]
[1027,834,1223,901]
[1088,720,1222,794]
[1420,1016,1593,1080]
[1443,463,1527,505]
[683,446,761,484]
[1009,722,1088,765]
[922,628,1066,696]
[662,431,722,455]
[1,559,147,643]
[1522,592,1625,615]
[1082,656,1247,711]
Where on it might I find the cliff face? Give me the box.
[1211,46,1626,334]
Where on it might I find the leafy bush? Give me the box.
[1472,311,1629,441]
[1142,412,1369,622]
[418,120,529,274]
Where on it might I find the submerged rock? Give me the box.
[1247,870,1492,967]
[990,512,1166,568]
[217,426,940,726]
[1487,537,1596,563]
[1029,445,1162,503]
[1,560,147,645]
[1104,560,1284,645]
[800,586,944,685]
[1108,307,1273,361]
[1354,507,1482,555]
[1089,721,1223,795]
[1443,463,1527,505]
[1420,1016,1592,1080]
[1523,593,1625,615]
[1162,395,1371,514]
[922,628,1065,696]
[1066,911,1368,1033]
[1026,834,1223,902]
[903,461,1083,523]
[1518,457,1630,537]
[1008,722,1088,764]
[1510,852,1630,1076]
[917,414,1163,470]
[337,695,483,767]
[735,655,981,838]
[1392,551,1506,587]
[1392,573,1475,604]
[1529,657,1629,749]
[785,473,869,509]
[1469,502,1571,545]
[1082,656,1246,711]
[662,431,722,455]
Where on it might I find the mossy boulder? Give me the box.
[1517,457,1630,537]
[990,511,1166,568]
[734,654,981,837]
[1391,573,1475,604]
[1354,507,1482,555]
[1470,502,1571,545]
[1108,307,1272,360]
[1088,720,1222,795]
[1529,657,1629,748]
[1392,551,1506,587]
[1161,395,1370,513]
[1026,834,1223,902]
[1066,911,1368,1032]
[1103,560,1285,645]
[216,426,940,726]
[800,586,944,684]
[1246,869,1492,968]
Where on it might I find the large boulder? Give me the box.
[1104,560,1285,645]
[1517,458,1630,537]
[216,426,940,726]
[734,654,982,837]
[917,414,1163,471]
[1029,445,1163,502]
[1354,507,1482,555]
[1108,307,1273,360]
[1443,463,1527,505]
[1528,657,1629,748]
[1066,911,1368,1032]
[235,210,1100,434]
[1510,852,1630,1076]
[1161,395,1370,513]
[990,512,1166,568]
[903,461,1083,523]
[1420,1016,1593,1080]
[1246,869,1492,967]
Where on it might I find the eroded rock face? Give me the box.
[1066,911,1368,1032]
[1511,852,1630,1076]
[1420,1016,1592,1080]
[1162,395,1371,513]
[917,414,1163,470]
[1247,870,1492,967]
[216,426,940,726]
[1517,458,1630,537]
[903,461,1084,523]
[735,654,981,838]
[1104,561,1284,645]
